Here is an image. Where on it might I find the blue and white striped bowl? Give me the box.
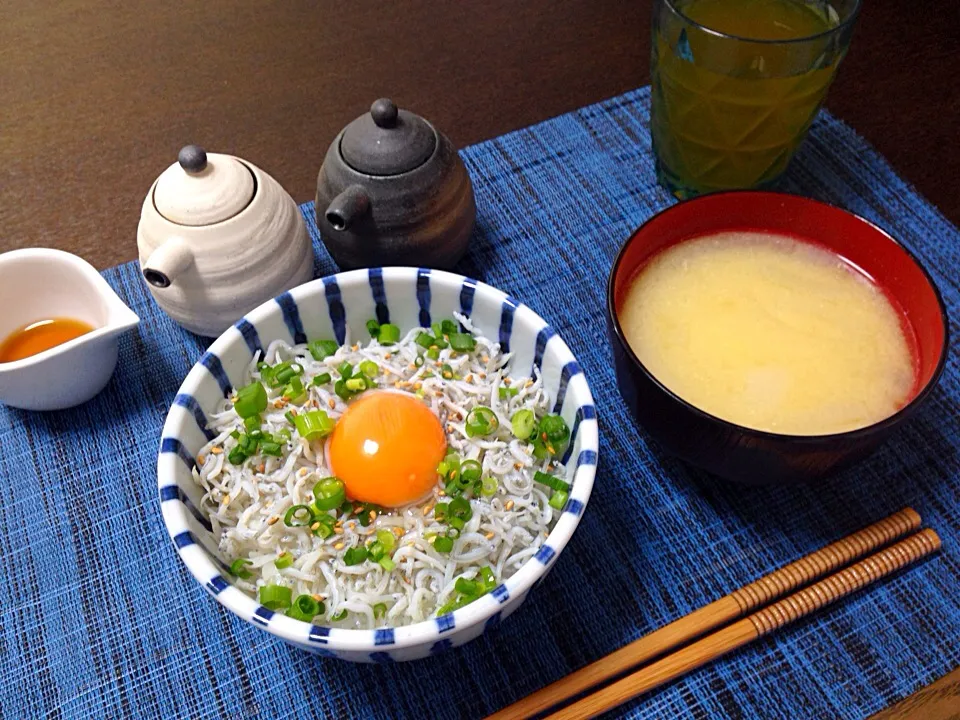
[158,268,598,662]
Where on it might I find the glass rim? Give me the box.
[663,0,862,45]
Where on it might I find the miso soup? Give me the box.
[619,231,916,435]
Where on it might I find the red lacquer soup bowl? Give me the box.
[607,191,949,485]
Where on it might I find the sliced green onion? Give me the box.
[227,446,247,465]
[243,415,261,432]
[414,355,425,368]
[359,360,379,378]
[479,566,496,591]
[511,409,536,440]
[259,584,292,610]
[368,540,385,558]
[313,477,346,511]
[277,428,292,442]
[459,459,482,483]
[465,406,499,438]
[373,602,388,619]
[449,496,473,522]
[284,410,296,424]
[366,319,381,338]
[283,376,306,403]
[549,489,569,510]
[313,522,334,539]
[441,364,455,380]
[332,609,348,621]
[234,381,268,418]
[343,547,368,565]
[539,414,570,446]
[447,516,465,531]
[274,363,297,386]
[286,594,322,621]
[334,379,351,400]
[275,551,294,569]
[261,441,282,457]
[357,503,381,527]
[312,372,332,386]
[534,471,570,493]
[455,577,480,596]
[431,321,443,338]
[345,377,367,392]
[308,339,339,361]
[338,361,354,379]
[293,409,335,440]
[434,502,449,522]
[376,529,396,553]
[284,504,314,527]
[229,429,241,440]
[426,347,440,360]
[229,558,252,579]
[480,476,498,497]
[449,333,476,351]
[433,535,454,553]
[378,556,396,571]
[415,331,435,349]
[498,386,519,400]
[378,324,400,344]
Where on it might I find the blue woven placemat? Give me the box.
[2,86,958,719]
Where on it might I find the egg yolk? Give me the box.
[328,391,447,508]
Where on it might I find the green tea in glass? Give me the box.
[650,0,860,198]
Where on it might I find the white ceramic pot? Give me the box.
[137,145,314,337]
[0,249,139,410]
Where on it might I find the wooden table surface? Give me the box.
[2,1,958,717]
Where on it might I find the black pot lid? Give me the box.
[340,98,436,176]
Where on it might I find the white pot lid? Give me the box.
[153,145,254,226]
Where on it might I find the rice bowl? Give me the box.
[158,267,598,662]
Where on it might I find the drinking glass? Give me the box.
[650,0,860,198]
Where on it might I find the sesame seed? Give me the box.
[334,542,345,550]
[514,462,523,470]
[368,510,377,521]
[310,522,320,531]
[446,424,454,433]
[479,372,486,379]
[352,344,359,351]
[503,378,511,385]
[434,391,444,397]
[211,447,223,455]
[273,399,286,409]
[525,380,534,388]
[465,374,473,383]
[385,353,392,360]
[423,504,434,516]
[413,382,422,391]
[481,355,489,364]
[327,397,336,409]
[485,531,495,540]
[312,594,323,602]
[197,454,206,465]
[437,489,446,497]
[409,363,416,370]
[257,464,265,473]
[393,527,404,537]
[334,526,344,534]
[221,495,230,505]
[288,408,298,416]
[267,516,279,525]
[504,500,514,511]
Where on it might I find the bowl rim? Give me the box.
[158,267,598,654]
[606,190,950,444]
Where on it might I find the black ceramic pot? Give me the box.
[607,192,949,485]
[315,98,476,271]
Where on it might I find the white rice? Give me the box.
[192,315,567,628]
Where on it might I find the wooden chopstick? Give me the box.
[548,528,941,719]
[487,508,921,720]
